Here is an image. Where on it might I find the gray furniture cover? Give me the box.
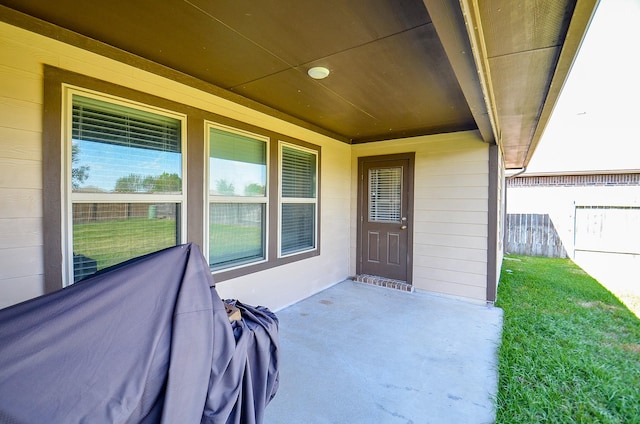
[0,243,279,424]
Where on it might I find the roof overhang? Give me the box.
[0,0,599,168]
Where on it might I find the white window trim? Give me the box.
[278,140,319,258]
[61,85,188,286]
[205,122,270,272]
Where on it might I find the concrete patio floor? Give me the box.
[264,280,503,424]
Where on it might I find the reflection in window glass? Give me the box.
[209,127,266,197]
[72,203,180,282]
[72,95,182,193]
[209,126,267,269]
[68,93,184,284]
[209,203,265,269]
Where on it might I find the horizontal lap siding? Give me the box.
[414,244,487,262]
[414,232,486,249]
[414,278,487,300]
[415,138,488,300]
[0,21,352,310]
[352,132,489,301]
[415,257,487,277]
[0,33,45,307]
[419,221,487,237]
[0,218,42,251]
[1,275,42,304]
[0,157,42,188]
[1,127,41,161]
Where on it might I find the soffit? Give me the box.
[468,0,595,168]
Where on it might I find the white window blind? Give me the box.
[280,145,317,256]
[282,146,316,198]
[73,95,181,153]
[210,127,266,166]
[281,203,315,254]
[369,167,402,222]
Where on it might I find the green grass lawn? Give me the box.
[73,218,261,271]
[73,218,177,270]
[495,255,640,423]
[209,223,262,266]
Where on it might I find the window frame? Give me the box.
[278,141,319,258]
[62,85,188,286]
[205,122,270,272]
[43,66,321,292]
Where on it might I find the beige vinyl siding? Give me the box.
[0,21,351,310]
[414,244,487,262]
[416,136,489,300]
[0,26,46,308]
[352,132,490,301]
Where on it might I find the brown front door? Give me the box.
[357,154,414,282]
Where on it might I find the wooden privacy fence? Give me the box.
[505,214,567,258]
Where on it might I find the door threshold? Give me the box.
[352,274,414,292]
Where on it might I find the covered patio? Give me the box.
[0,1,595,420]
[265,281,503,423]
[0,0,599,309]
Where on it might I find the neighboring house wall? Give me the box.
[351,132,491,301]
[0,21,499,308]
[507,174,640,258]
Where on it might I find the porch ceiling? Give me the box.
[0,0,597,169]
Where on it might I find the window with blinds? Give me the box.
[369,167,402,223]
[280,144,317,256]
[67,92,184,284]
[208,125,267,269]
[48,73,323,288]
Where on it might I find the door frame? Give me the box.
[356,152,415,283]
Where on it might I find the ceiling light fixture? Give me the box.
[307,66,330,80]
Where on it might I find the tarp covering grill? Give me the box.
[0,243,279,424]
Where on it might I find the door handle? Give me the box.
[400,225,407,230]
[401,217,407,230]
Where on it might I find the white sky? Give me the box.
[526,0,640,173]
